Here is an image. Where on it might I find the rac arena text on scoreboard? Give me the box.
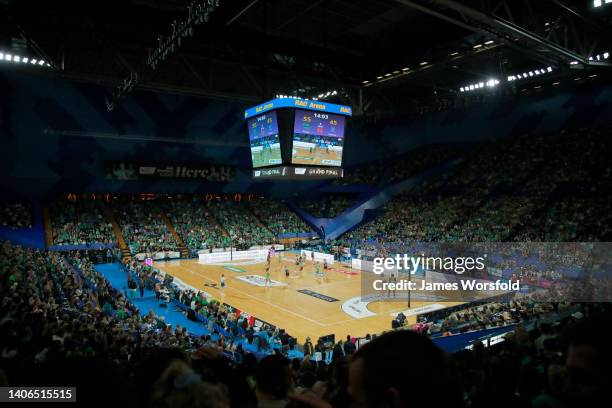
[244,97,352,119]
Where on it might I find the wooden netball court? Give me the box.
[156,253,464,342]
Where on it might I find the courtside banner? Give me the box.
[357,242,612,303]
[300,250,334,264]
[199,249,268,264]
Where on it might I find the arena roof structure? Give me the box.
[1,0,611,117]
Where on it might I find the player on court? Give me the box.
[220,274,226,292]
[314,261,325,278]
[387,273,397,297]
[264,265,272,288]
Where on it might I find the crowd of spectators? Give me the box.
[0,201,32,229]
[249,199,313,236]
[343,127,612,245]
[333,143,465,186]
[49,201,115,246]
[2,241,609,407]
[115,202,179,255]
[209,202,275,250]
[301,195,357,218]
[164,200,228,255]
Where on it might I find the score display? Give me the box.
[291,110,345,167]
[247,111,282,168]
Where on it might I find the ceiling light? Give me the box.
[401,67,410,71]
[38,60,45,65]
[22,57,29,63]
[484,40,494,45]
[384,73,392,77]
[376,76,383,80]
[419,61,428,66]
[460,87,465,92]
[552,82,560,86]
[4,54,12,61]
[14,56,20,62]
[362,80,370,84]
[449,52,459,56]
[547,67,553,72]
[473,44,482,49]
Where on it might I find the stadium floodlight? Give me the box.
[331,90,338,95]
[528,71,534,76]
[14,56,20,62]
[376,76,383,79]
[552,82,560,86]
[0,53,3,59]
[22,57,28,63]
[589,74,598,78]
[484,40,494,45]
[574,77,581,81]
[460,87,465,92]
[473,44,482,49]
[393,70,400,74]
[469,85,475,90]
[38,60,45,65]
[478,82,484,88]
[401,67,410,71]
[594,0,602,6]
[547,67,553,72]
[30,59,37,64]
[507,76,513,81]
[384,73,392,77]
[362,80,369,84]
[449,52,459,56]
[570,61,579,65]
[419,61,428,66]
[4,54,12,61]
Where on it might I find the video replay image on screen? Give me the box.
[248,111,283,168]
[291,109,345,166]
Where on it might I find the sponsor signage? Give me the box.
[252,165,343,180]
[297,289,339,302]
[105,161,234,181]
[244,97,352,119]
[235,274,287,287]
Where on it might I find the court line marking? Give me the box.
[174,264,326,327]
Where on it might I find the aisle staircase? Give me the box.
[245,204,275,236]
[160,210,189,258]
[105,209,131,260]
[42,207,53,246]
[206,206,229,237]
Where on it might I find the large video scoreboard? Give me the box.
[244,97,352,179]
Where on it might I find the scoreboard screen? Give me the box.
[291,109,345,167]
[247,111,282,168]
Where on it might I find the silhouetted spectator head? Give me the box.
[349,330,462,408]
[255,354,293,401]
[563,314,612,407]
